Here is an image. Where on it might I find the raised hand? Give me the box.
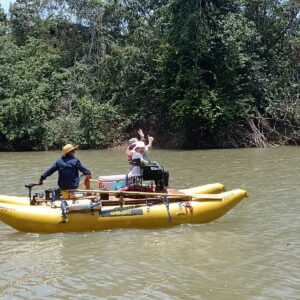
[137,128,145,141]
[148,135,154,146]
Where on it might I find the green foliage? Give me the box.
[78,97,129,148]
[44,115,82,150]
[156,0,299,146]
[0,0,299,149]
[0,37,68,149]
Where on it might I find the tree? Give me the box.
[0,0,299,149]
[0,37,68,149]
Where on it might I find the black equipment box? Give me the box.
[142,165,165,181]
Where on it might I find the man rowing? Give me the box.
[39,144,91,195]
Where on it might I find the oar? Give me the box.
[90,179,99,183]
[74,188,225,200]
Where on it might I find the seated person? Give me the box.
[128,141,169,192]
[128,141,147,178]
[126,128,154,163]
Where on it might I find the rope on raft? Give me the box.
[164,196,172,223]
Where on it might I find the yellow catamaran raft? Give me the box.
[0,183,248,233]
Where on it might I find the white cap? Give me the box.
[135,141,145,149]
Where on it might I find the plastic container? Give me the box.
[98,174,128,190]
[68,200,92,211]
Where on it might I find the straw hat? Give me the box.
[63,144,78,155]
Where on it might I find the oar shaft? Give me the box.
[75,188,185,197]
[74,189,224,200]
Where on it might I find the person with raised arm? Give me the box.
[126,128,154,163]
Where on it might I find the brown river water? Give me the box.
[0,147,299,299]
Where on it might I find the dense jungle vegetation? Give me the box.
[0,0,299,150]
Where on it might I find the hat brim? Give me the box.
[64,145,78,155]
[134,146,145,150]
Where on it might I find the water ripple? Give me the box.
[0,148,300,299]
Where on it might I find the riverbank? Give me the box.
[1,124,299,152]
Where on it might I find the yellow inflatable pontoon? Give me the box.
[0,183,248,233]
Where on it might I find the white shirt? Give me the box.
[128,152,143,177]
